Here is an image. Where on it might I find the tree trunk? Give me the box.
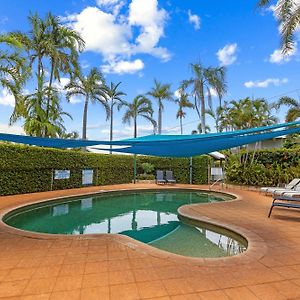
[134,116,137,138]
[82,96,89,140]
[200,88,206,134]
[158,100,162,134]
[45,59,55,137]
[180,116,183,135]
[37,54,43,137]
[110,100,113,154]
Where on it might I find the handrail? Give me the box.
[209,177,224,190]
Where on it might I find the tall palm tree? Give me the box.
[148,79,173,134]
[9,13,49,120]
[175,89,194,134]
[103,82,126,150]
[277,96,300,122]
[183,63,227,134]
[7,12,84,137]
[44,13,85,130]
[65,68,109,140]
[0,35,27,112]
[122,95,156,138]
[258,0,300,52]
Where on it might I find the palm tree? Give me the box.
[219,98,277,131]
[148,79,173,134]
[175,89,194,134]
[206,106,224,132]
[65,68,109,140]
[7,12,84,137]
[277,96,300,122]
[183,63,227,134]
[9,13,49,121]
[103,82,126,150]
[44,13,85,130]
[258,0,300,52]
[122,95,156,138]
[0,35,27,111]
[20,86,72,137]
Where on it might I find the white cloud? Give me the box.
[128,0,170,61]
[207,87,218,97]
[244,78,288,88]
[269,43,297,64]
[0,89,15,107]
[51,77,83,104]
[65,7,131,59]
[96,0,120,6]
[96,0,125,16]
[217,43,238,66]
[0,123,24,134]
[174,89,181,98]
[64,0,170,74]
[188,10,200,31]
[102,58,144,74]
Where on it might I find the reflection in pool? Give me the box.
[4,190,246,257]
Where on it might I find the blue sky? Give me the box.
[0,0,299,140]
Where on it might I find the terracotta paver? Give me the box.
[0,183,299,299]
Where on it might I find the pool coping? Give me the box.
[0,185,267,266]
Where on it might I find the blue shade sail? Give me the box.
[0,121,300,157]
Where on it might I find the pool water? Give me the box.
[4,190,246,257]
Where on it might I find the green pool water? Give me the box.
[4,190,246,257]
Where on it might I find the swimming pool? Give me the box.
[4,189,247,257]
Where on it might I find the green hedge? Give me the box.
[225,148,300,186]
[0,143,210,195]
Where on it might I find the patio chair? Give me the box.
[156,170,166,185]
[273,181,300,196]
[260,178,300,195]
[268,195,300,217]
[166,170,176,184]
[278,184,300,197]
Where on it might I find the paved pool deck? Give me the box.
[0,184,299,300]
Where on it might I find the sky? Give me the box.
[0,0,299,140]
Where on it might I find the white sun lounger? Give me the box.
[273,182,300,196]
[260,178,300,194]
[280,185,300,197]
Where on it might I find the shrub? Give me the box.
[140,163,155,175]
[0,143,211,195]
[225,148,300,186]
[137,174,155,180]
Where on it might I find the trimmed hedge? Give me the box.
[0,143,211,195]
[225,148,300,186]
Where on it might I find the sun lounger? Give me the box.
[278,184,300,196]
[268,195,300,217]
[165,170,176,184]
[261,178,300,195]
[273,195,300,203]
[282,191,300,197]
[273,182,300,196]
[156,170,166,185]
